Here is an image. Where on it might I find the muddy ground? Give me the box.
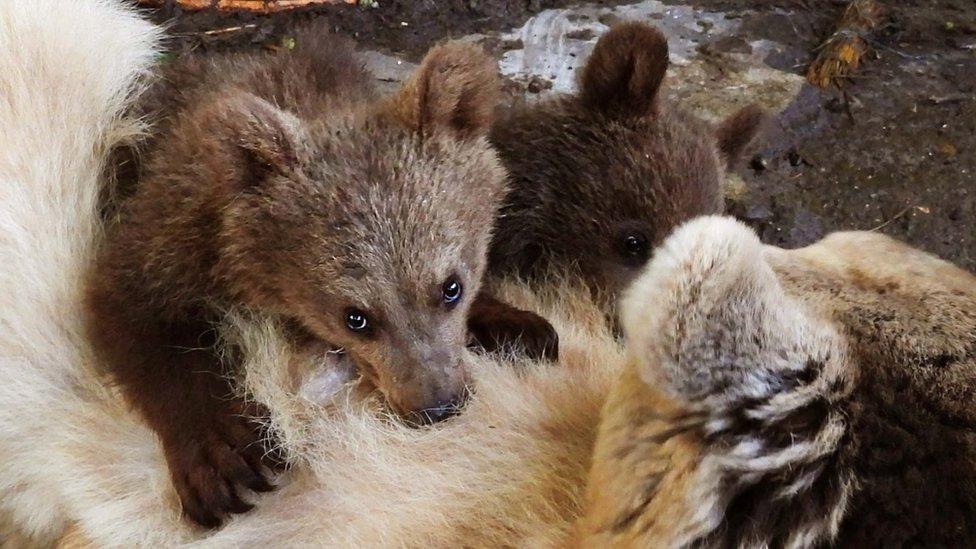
[147,0,975,270]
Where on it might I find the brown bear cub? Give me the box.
[86,31,554,528]
[489,22,765,305]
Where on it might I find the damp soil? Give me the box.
[672,0,976,270]
[144,0,976,271]
[145,0,629,59]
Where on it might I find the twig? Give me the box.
[841,88,856,123]
[200,23,257,36]
[862,35,922,60]
[928,93,973,105]
[869,205,929,232]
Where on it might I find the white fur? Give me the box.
[0,0,160,544]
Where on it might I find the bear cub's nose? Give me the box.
[412,396,466,425]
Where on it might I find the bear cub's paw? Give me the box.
[468,294,559,361]
[162,397,282,528]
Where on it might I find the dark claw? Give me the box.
[182,484,220,529]
[163,399,281,528]
[225,487,255,515]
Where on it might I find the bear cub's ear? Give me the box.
[203,92,306,190]
[578,22,669,119]
[387,40,500,139]
[715,104,766,169]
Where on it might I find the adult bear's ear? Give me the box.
[386,40,499,139]
[578,22,669,119]
[715,104,766,169]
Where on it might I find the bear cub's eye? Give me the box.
[623,234,646,256]
[618,232,649,265]
[442,277,463,306]
[345,309,369,332]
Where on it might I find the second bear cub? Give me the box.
[489,23,765,306]
[86,32,536,528]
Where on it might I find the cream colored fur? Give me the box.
[3,3,976,547]
[0,0,160,545]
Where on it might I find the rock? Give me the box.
[526,75,553,94]
[495,1,803,122]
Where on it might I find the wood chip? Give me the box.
[137,0,355,14]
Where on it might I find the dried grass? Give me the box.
[806,0,884,89]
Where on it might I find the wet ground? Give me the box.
[148,0,975,270]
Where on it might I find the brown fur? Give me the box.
[85,30,527,527]
[489,22,765,303]
[590,219,976,547]
[773,234,976,546]
[467,292,558,359]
